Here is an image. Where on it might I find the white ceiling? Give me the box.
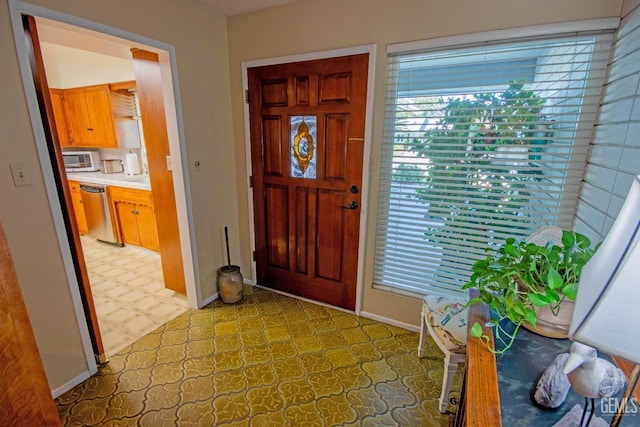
[195,0,299,16]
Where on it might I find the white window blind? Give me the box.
[374,30,614,297]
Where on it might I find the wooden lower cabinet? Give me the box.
[135,204,159,250]
[68,180,88,234]
[108,186,159,251]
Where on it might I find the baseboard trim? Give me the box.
[244,282,420,332]
[359,311,420,333]
[51,370,91,398]
[201,292,219,307]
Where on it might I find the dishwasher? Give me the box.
[79,183,122,246]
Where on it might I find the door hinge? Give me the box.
[252,250,256,261]
[245,89,249,104]
[249,176,253,188]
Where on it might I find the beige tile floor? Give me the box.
[80,235,188,356]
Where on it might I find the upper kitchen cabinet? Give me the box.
[49,88,72,147]
[56,82,141,149]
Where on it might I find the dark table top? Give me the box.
[495,326,633,426]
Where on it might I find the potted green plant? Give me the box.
[462,229,599,354]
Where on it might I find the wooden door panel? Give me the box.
[263,116,285,176]
[261,79,288,107]
[249,54,368,310]
[116,202,140,246]
[137,205,159,251]
[315,189,345,281]
[319,72,352,104]
[295,77,309,105]
[265,185,289,269]
[70,191,89,234]
[49,89,71,147]
[84,87,116,147]
[294,187,309,275]
[324,114,349,181]
[64,89,92,146]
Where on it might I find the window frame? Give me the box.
[374,20,618,298]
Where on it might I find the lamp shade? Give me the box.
[569,175,640,364]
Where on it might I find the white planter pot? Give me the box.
[523,299,575,339]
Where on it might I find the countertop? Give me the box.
[66,171,151,191]
[496,327,619,426]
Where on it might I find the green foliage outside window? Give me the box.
[404,80,548,243]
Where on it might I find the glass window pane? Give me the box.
[375,32,613,296]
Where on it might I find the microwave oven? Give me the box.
[63,151,101,172]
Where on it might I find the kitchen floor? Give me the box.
[81,235,189,356]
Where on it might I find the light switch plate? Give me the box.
[9,162,32,187]
[166,155,172,171]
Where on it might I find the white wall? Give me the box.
[227,0,625,326]
[41,42,135,88]
[1,0,235,392]
[574,0,640,242]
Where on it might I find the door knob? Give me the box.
[340,201,359,210]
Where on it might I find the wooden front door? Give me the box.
[248,54,368,311]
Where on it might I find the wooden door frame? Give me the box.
[20,13,108,365]
[241,45,377,315]
[8,0,199,396]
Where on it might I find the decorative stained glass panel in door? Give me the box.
[290,115,317,179]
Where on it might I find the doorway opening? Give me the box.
[37,18,192,357]
[12,4,198,370]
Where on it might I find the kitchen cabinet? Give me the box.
[49,89,72,147]
[68,180,88,234]
[52,82,140,149]
[108,186,159,251]
[64,85,114,148]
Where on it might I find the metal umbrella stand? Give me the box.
[217,226,243,303]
